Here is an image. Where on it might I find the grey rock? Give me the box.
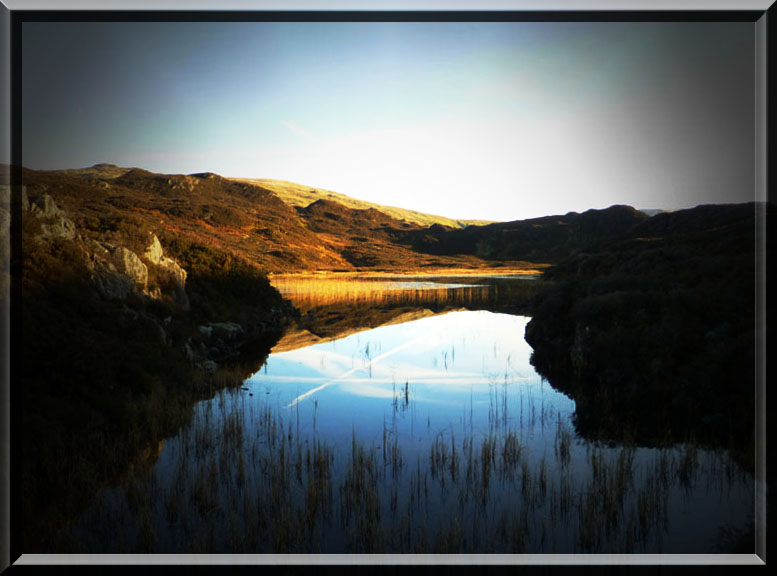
[208,321,244,340]
[144,234,165,266]
[144,234,189,310]
[40,216,77,241]
[93,270,133,300]
[29,194,63,220]
[89,241,147,299]
[110,246,148,291]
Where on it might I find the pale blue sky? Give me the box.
[22,20,755,221]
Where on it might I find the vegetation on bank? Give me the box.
[525,203,765,470]
[403,204,650,263]
[20,192,292,551]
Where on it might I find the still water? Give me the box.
[70,278,754,554]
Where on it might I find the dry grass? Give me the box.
[229,177,494,229]
[269,272,546,314]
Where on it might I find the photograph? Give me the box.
[2,1,770,565]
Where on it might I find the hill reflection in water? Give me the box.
[67,278,755,554]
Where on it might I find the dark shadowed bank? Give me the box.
[525,202,767,472]
[18,186,296,551]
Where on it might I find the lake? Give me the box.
[68,276,755,554]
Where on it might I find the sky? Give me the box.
[22,20,756,221]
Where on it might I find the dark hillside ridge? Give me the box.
[630,202,754,237]
[402,204,650,262]
[524,201,766,469]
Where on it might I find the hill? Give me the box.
[401,204,651,262]
[524,202,766,468]
[42,164,534,274]
[228,177,494,229]
[57,165,494,229]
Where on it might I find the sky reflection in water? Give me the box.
[69,307,755,554]
[245,311,572,453]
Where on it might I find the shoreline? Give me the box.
[268,266,549,280]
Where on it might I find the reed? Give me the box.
[68,368,753,555]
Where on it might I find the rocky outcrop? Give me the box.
[20,190,190,309]
[24,191,77,241]
[90,237,191,308]
[28,192,62,220]
[89,241,148,300]
[40,217,77,241]
[144,234,189,310]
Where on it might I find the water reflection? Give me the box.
[70,308,754,554]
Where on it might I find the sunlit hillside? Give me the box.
[230,177,494,229]
[38,165,523,274]
[57,165,491,229]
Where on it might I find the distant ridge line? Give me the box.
[229,177,496,229]
[52,164,496,229]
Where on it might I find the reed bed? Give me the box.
[270,274,547,314]
[68,379,754,554]
[271,276,496,311]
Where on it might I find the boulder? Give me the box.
[39,216,77,241]
[201,360,218,374]
[144,234,165,266]
[29,194,63,220]
[110,246,148,291]
[144,234,189,310]
[89,241,148,299]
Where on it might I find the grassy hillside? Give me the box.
[42,165,532,274]
[229,177,494,228]
[58,165,494,228]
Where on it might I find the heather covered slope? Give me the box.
[46,164,661,273]
[42,165,531,273]
[38,166,346,271]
